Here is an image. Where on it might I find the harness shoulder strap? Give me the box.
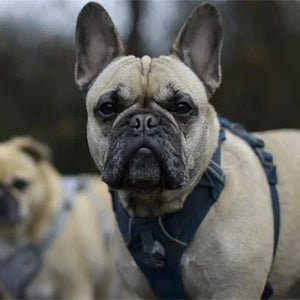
[84,178,114,244]
[37,175,85,254]
[218,116,280,257]
[219,116,280,299]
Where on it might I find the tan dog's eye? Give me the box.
[11,177,29,191]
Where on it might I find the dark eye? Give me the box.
[97,102,117,116]
[12,178,29,191]
[175,102,192,115]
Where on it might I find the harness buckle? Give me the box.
[141,231,165,269]
[151,240,165,268]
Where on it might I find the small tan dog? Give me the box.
[0,136,118,299]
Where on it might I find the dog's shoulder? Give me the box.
[221,129,265,172]
[255,129,300,156]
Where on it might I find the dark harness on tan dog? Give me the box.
[111,116,280,299]
[0,176,86,298]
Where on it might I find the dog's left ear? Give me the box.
[171,3,223,97]
[75,2,124,92]
[12,137,51,162]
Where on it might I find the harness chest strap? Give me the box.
[112,116,280,299]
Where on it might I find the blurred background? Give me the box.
[0,0,299,173]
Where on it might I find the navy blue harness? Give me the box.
[111,116,280,299]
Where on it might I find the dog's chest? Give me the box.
[115,159,274,299]
[115,215,225,298]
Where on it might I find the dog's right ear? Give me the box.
[75,2,124,92]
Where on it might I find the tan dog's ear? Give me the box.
[75,2,124,92]
[11,137,51,162]
[171,3,223,97]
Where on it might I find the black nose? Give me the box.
[130,114,159,133]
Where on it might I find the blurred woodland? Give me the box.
[0,0,299,173]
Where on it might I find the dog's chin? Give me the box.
[103,147,163,190]
[123,148,162,190]
[102,147,188,191]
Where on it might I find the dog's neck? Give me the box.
[116,173,203,217]
[116,181,198,217]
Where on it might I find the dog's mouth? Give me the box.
[102,133,189,191]
[123,147,162,190]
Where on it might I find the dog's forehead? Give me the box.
[0,145,37,182]
[149,56,208,104]
[87,55,207,106]
[87,56,144,105]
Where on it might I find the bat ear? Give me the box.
[171,3,223,97]
[75,2,124,92]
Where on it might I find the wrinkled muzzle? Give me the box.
[102,111,189,190]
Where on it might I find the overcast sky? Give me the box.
[0,0,189,55]
[0,0,299,55]
[0,0,132,39]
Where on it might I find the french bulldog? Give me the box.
[0,136,119,299]
[75,2,300,299]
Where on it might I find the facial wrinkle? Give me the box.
[140,55,152,107]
